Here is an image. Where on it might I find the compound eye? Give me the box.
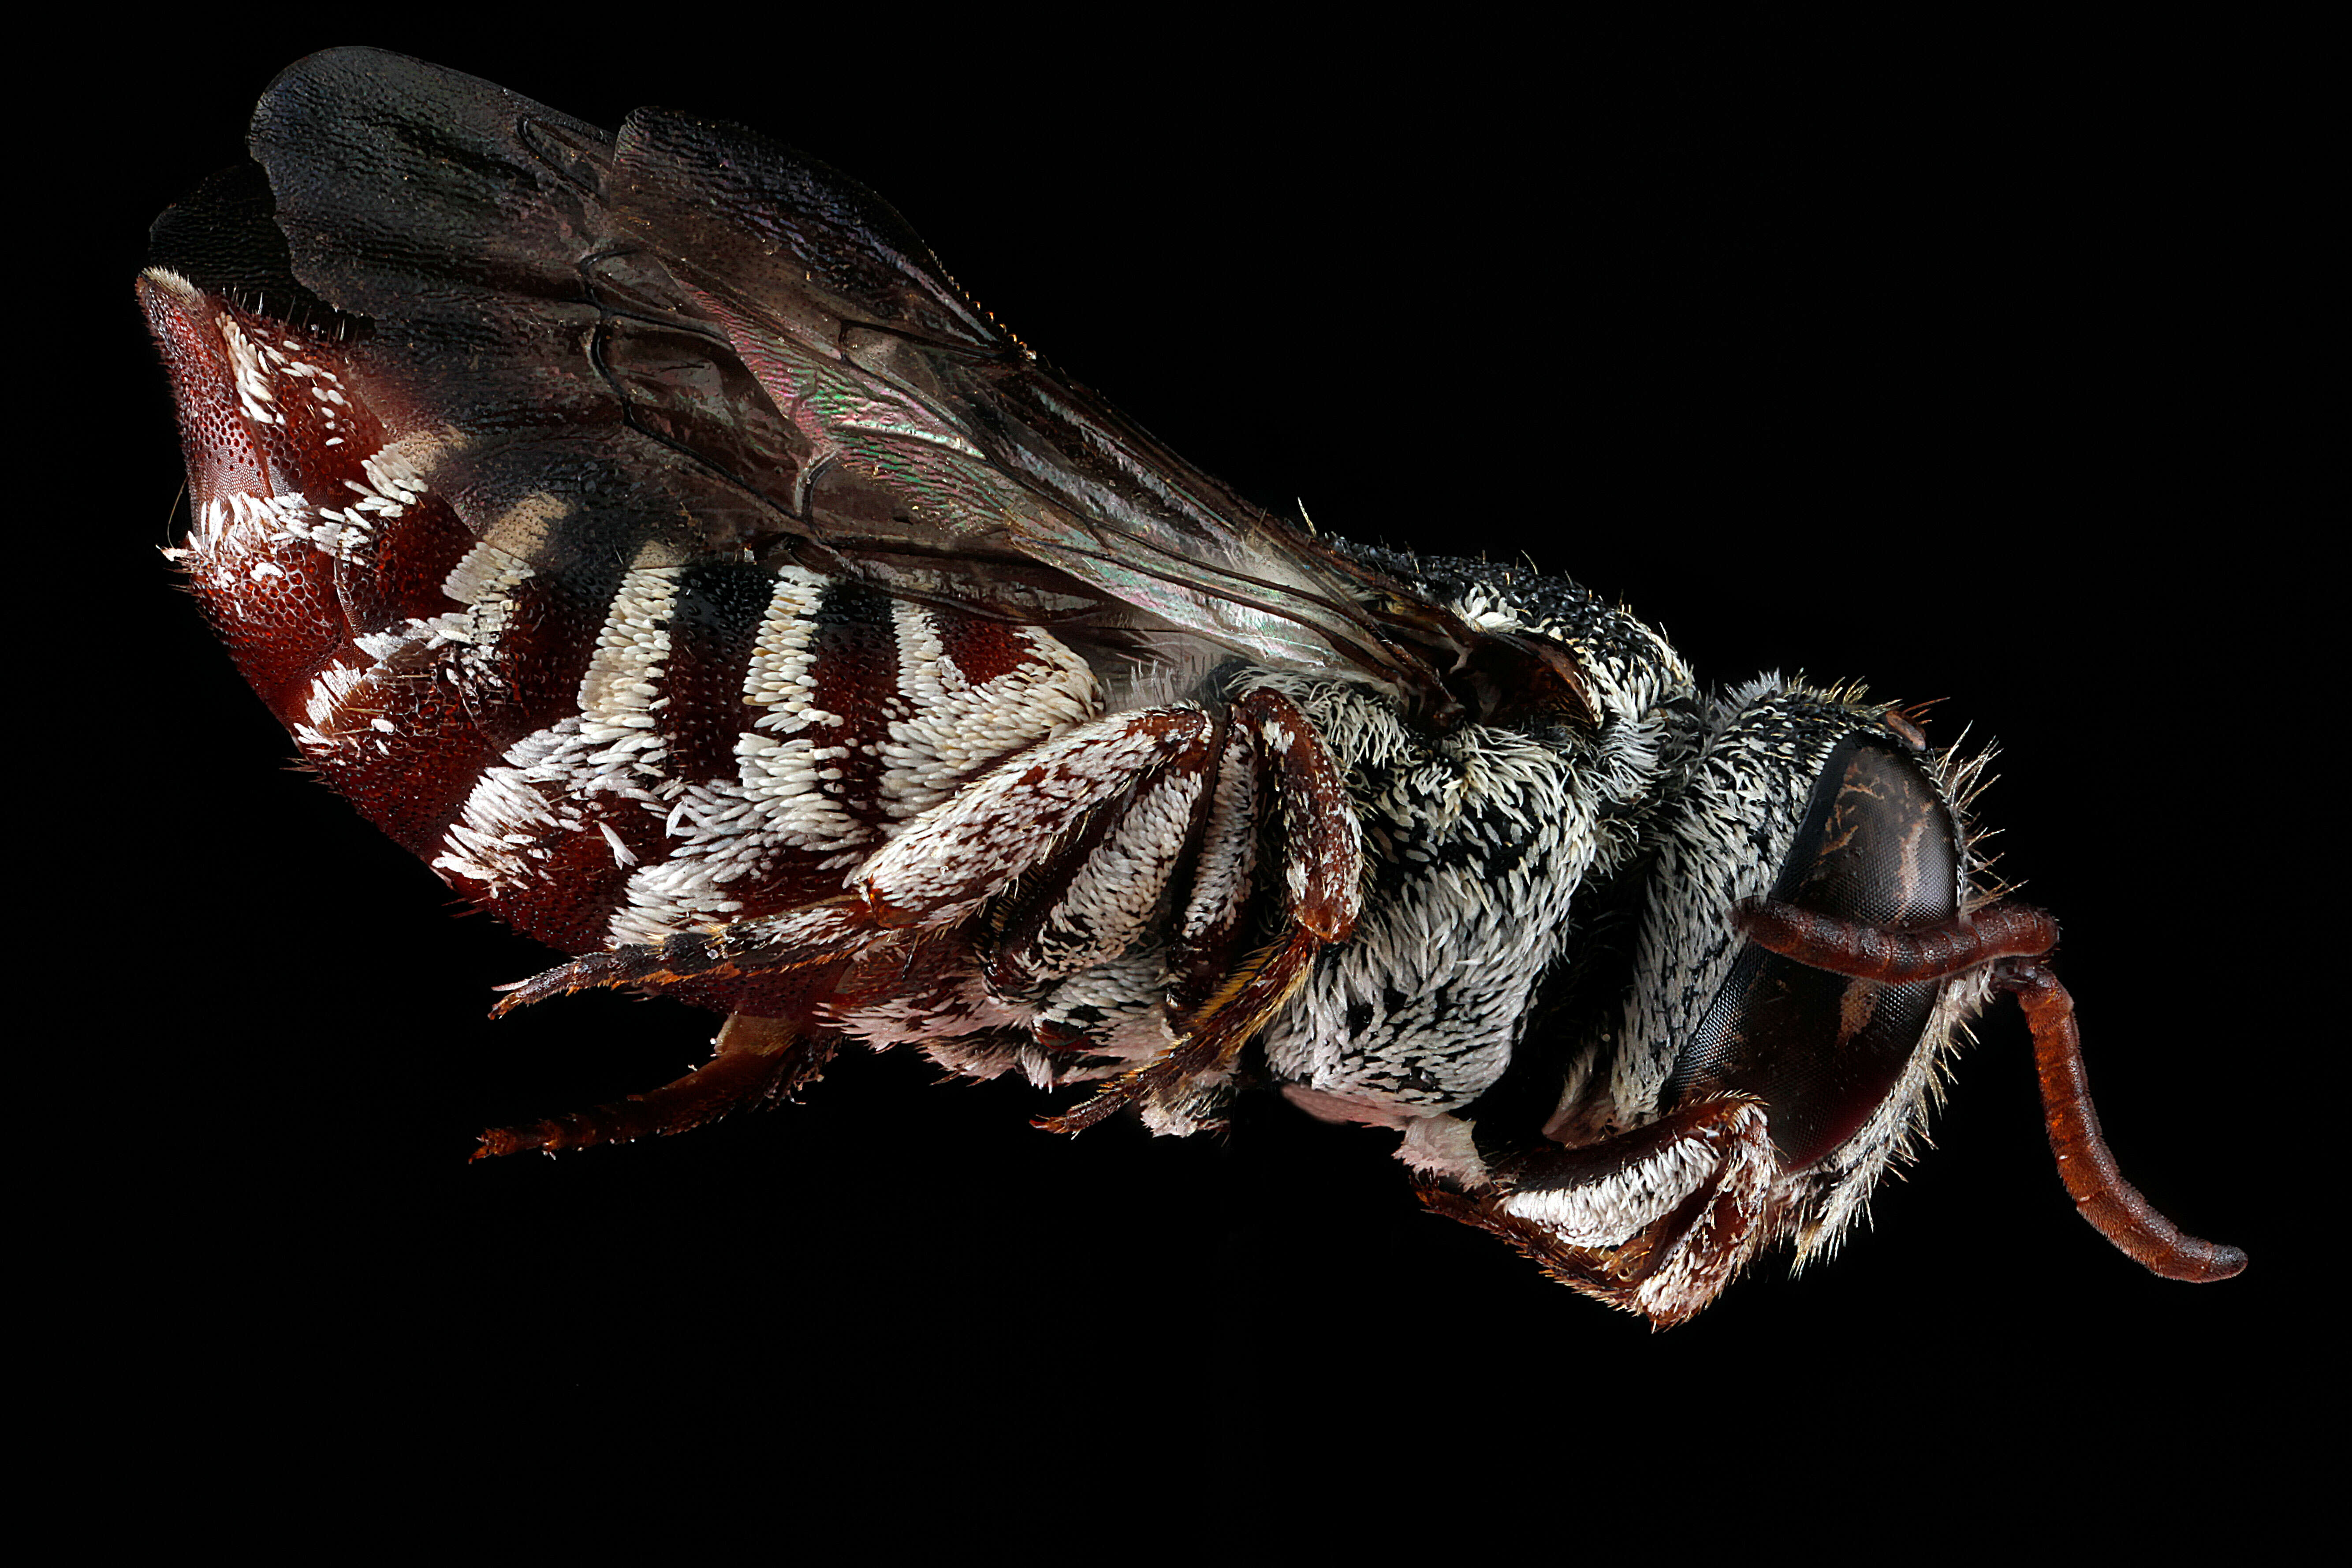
[1669,738,1959,1170]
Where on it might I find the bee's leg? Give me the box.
[480,710,1226,1147]
[968,715,1226,1000]
[497,708,1228,1021]
[474,906,868,1156]
[855,706,1219,927]
[1416,1095,1782,1329]
[475,1013,836,1157]
[1041,688,1361,1134]
[848,701,1226,1091]
[489,902,877,1014]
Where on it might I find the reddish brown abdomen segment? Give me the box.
[142,270,1103,1002]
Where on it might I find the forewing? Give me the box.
[183,47,1509,711]
[599,98,1498,691]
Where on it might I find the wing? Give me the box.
[154,46,1571,727]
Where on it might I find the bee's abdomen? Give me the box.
[149,273,1103,961]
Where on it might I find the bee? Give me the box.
[140,47,2241,1325]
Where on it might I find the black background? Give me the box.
[69,18,2307,1525]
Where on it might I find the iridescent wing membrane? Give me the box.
[199,47,1495,704]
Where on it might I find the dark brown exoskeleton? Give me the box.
[142,48,2241,1325]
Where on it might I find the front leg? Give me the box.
[1417,1097,1780,1329]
